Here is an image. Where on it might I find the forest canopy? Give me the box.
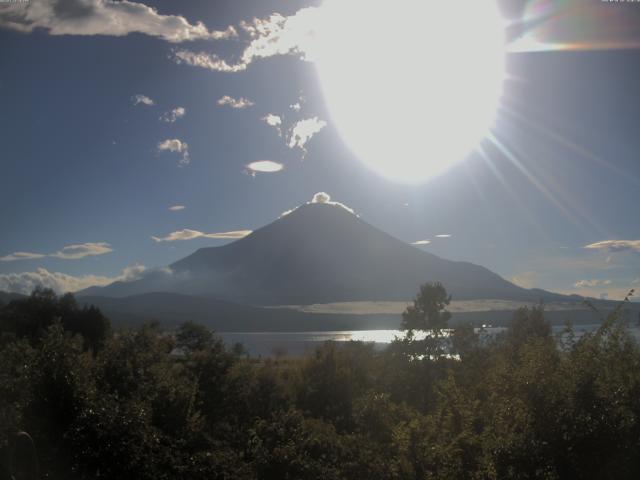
[1,286,639,479]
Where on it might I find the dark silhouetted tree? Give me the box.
[176,320,214,352]
[401,282,451,357]
[0,288,110,351]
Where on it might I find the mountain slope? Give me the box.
[81,203,545,304]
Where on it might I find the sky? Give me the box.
[0,0,639,300]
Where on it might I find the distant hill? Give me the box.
[80,203,563,305]
[2,289,635,331]
[78,292,400,331]
[0,291,26,306]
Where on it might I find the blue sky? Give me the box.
[0,0,639,300]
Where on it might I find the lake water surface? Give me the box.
[219,324,640,357]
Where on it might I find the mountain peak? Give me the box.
[82,196,533,305]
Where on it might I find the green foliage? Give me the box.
[2,287,640,478]
[400,282,452,356]
[401,282,451,333]
[0,288,110,352]
[176,320,214,352]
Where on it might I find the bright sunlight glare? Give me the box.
[314,1,506,183]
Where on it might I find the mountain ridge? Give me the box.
[79,203,567,305]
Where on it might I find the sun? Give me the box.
[314,1,506,183]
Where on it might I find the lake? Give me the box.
[219,323,640,357]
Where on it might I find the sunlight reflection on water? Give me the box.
[219,324,640,357]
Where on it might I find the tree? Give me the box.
[401,282,451,357]
[0,288,110,352]
[176,320,214,352]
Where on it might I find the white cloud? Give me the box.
[172,8,319,73]
[0,252,46,262]
[310,192,355,214]
[435,234,452,238]
[2,243,113,261]
[132,94,155,106]
[160,106,186,123]
[584,240,640,253]
[290,102,301,112]
[51,242,113,260]
[279,192,355,218]
[169,205,186,211]
[158,138,190,165]
[217,95,254,109]
[0,0,237,43]
[262,114,282,135]
[311,192,331,204]
[411,240,431,246]
[510,271,538,289]
[151,229,252,242]
[574,279,613,288]
[246,160,284,176]
[172,50,247,73]
[288,117,327,151]
[238,9,319,62]
[0,264,146,295]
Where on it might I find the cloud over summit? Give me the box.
[310,192,355,214]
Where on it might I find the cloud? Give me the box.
[238,9,319,62]
[574,279,613,288]
[411,240,431,246]
[169,205,186,211]
[584,240,640,253]
[0,252,46,262]
[290,102,301,112]
[310,192,355,214]
[160,106,186,123]
[435,234,452,238]
[279,192,355,218]
[288,117,327,152]
[2,243,113,261]
[0,264,146,295]
[151,229,252,242]
[132,94,155,106]
[510,271,538,289]
[158,138,190,165]
[51,242,113,260]
[245,161,283,176]
[217,95,254,109]
[172,7,319,73]
[0,0,237,43]
[172,50,247,73]
[262,114,282,135]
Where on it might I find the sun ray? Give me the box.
[475,143,549,242]
[486,130,589,234]
[500,101,640,188]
